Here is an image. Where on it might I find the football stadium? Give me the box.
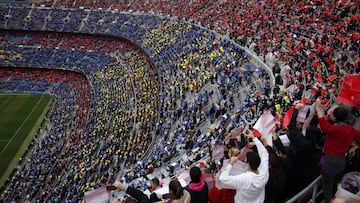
[0,0,359,202]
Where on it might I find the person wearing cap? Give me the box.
[315,99,360,203]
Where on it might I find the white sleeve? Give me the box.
[219,162,246,189]
[254,138,269,175]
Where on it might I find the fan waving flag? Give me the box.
[282,98,309,127]
[253,110,276,147]
[302,103,316,135]
[337,74,360,107]
[282,106,295,128]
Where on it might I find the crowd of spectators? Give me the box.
[0,0,359,202]
[26,0,359,95]
[0,24,273,202]
[0,30,162,202]
[0,67,91,202]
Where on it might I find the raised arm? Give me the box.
[315,98,324,119]
[251,135,269,174]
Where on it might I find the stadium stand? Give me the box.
[0,0,359,202]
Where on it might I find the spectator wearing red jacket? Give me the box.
[315,99,360,203]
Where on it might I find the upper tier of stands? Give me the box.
[27,0,359,78]
[0,0,359,202]
[0,8,271,201]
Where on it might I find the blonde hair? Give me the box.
[229,147,240,157]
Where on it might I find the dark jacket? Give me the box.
[288,108,318,189]
[126,186,152,203]
[185,180,208,203]
[288,109,316,160]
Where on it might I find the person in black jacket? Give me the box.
[185,166,208,203]
[287,103,321,193]
[112,182,152,203]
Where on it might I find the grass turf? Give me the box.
[0,94,53,188]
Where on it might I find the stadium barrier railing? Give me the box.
[286,175,322,203]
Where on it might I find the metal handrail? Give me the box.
[286,175,322,203]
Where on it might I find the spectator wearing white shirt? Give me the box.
[219,130,269,203]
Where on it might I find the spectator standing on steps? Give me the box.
[315,99,360,203]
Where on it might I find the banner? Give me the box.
[253,110,276,146]
[336,74,360,107]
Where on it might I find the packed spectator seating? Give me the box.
[27,0,358,87]
[0,14,272,201]
[0,0,359,202]
[0,30,163,201]
[0,67,91,201]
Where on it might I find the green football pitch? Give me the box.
[0,94,53,188]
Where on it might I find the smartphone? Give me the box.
[106,185,118,191]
